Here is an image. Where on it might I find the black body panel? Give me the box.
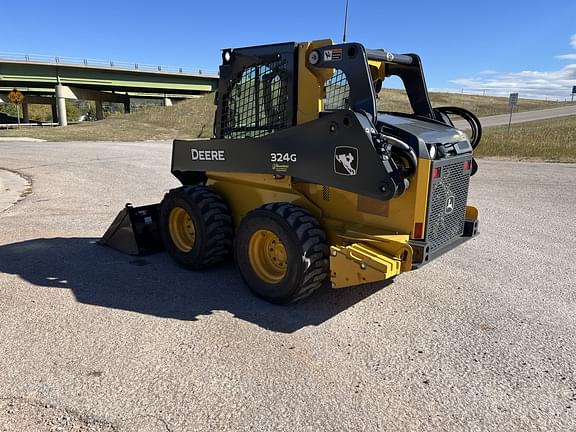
[310,43,377,119]
[411,218,479,269]
[172,111,402,201]
[377,113,473,157]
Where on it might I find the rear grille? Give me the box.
[426,157,471,252]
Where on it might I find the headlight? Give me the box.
[428,143,437,159]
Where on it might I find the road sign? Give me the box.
[507,93,519,133]
[572,86,576,94]
[8,89,24,104]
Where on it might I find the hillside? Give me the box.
[377,89,568,117]
[0,90,571,142]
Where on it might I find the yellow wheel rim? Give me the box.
[168,207,196,252]
[248,229,288,284]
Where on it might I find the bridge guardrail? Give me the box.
[0,52,218,77]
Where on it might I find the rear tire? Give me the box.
[160,186,233,269]
[235,203,329,304]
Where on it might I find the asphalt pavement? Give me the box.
[1,140,575,431]
[453,104,576,129]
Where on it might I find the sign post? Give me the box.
[7,89,24,128]
[508,92,518,133]
[572,86,576,103]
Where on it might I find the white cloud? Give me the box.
[556,53,576,60]
[450,34,576,99]
[557,33,576,59]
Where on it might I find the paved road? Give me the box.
[1,140,575,431]
[454,104,576,129]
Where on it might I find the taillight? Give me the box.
[463,160,471,171]
[433,167,441,178]
[413,222,424,239]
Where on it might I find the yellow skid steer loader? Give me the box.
[100,39,481,304]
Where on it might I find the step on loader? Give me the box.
[100,39,481,304]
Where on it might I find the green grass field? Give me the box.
[1,91,574,161]
[475,115,576,161]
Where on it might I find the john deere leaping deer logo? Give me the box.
[445,195,455,214]
[334,146,358,176]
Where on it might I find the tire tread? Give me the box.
[161,185,233,269]
[258,202,329,303]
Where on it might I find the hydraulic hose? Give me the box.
[359,111,418,196]
[384,134,418,178]
[434,106,482,149]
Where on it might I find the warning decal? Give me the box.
[323,48,343,62]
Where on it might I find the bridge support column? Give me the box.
[22,103,30,123]
[55,84,68,126]
[124,100,131,114]
[95,100,104,120]
[163,97,173,107]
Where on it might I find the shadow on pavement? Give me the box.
[0,237,389,333]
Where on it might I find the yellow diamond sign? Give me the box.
[8,89,24,104]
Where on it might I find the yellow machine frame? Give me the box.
[204,40,475,289]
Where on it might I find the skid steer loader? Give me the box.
[100,39,481,304]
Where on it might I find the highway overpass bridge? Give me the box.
[0,54,218,126]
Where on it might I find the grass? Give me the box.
[0,90,573,162]
[377,89,568,117]
[475,115,576,161]
[0,94,215,142]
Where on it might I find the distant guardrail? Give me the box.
[0,52,219,77]
[428,87,573,102]
[0,122,58,129]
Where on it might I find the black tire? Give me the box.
[160,185,233,269]
[235,202,329,304]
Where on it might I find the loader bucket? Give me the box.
[98,203,164,256]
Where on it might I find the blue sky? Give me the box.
[3,0,576,99]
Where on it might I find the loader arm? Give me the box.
[172,111,410,201]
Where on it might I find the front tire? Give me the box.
[160,186,233,269]
[235,203,329,304]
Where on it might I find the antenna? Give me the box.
[343,0,349,42]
